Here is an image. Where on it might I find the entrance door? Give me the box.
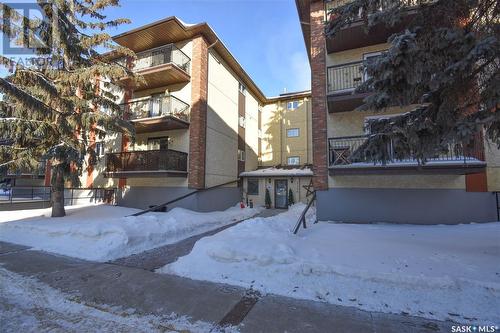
[274,179,288,209]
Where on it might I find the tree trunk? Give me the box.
[51,166,66,217]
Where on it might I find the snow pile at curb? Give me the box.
[0,204,262,261]
[0,267,236,332]
[161,204,500,324]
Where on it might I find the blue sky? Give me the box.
[104,0,311,96]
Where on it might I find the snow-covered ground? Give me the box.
[0,267,235,333]
[161,205,500,324]
[0,204,262,261]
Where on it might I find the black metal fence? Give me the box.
[328,135,485,166]
[106,149,188,173]
[0,186,117,205]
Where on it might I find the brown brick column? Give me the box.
[310,1,328,190]
[189,35,208,189]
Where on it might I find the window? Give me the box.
[148,136,169,150]
[95,142,105,157]
[238,82,246,95]
[247,178,259,195]
[238,149,246,161]
[287,128,300,137]
[287,156,300,165]
[239,116,246,128]
[100,104,111,115]
[363,51,384,81]
[287,100,299,110]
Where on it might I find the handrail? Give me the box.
[292,192,316,234]
[128,179,240,217]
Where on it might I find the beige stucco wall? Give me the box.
[243,176,313,208]
[245,91,260,172]
[485,139,500,191]
[261,97,312,167]
[326,43,389,67]
[205,51,239,187]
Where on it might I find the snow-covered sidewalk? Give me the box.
[0,267,229,333]
[161,205,500,324]
[0,204,262,261]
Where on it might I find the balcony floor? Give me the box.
[119,63,190,91]
[329,160,486,175]
[132,115,190,133]
[327,91,371,113]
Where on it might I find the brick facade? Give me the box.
[188,35,209,189]
[310,1,329,190]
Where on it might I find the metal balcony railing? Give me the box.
[328,135,485,166]
[106,149,188,173]
[134,44,190,73]
[122,95,190,123]
[327,61,364,94]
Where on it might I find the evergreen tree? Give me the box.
[0,0,139,217]
[326,0,499,163]
[288,188,295,206]
[265,188,272,208]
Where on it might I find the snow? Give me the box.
[0,204,262,262]
[161,205,500,324]
[240,167,313,177]
[0,267,236,333]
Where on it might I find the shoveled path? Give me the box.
[0,230,456,333]
[109,208,286,271]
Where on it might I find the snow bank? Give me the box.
[161,205,500,324]
[0,267,235,332]
[0,204,262,261]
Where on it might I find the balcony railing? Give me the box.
[122,95,190,123]
[134,44,190,73]
[327,61,364,94]
[328,135,485,167]
[106,149,188,173]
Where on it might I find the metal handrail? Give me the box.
[129,179,241,217]
[292,192,316,234]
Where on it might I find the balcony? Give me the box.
[105,149,188,178]
[327,61,371,113]
[123,95,190,133]
[328,135,486,175]
[325,0,429,53]
[119,44,191,90]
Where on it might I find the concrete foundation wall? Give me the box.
[316,188,497,224]
[117,186,241,212]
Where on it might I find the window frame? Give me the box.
[287,100,299,110]
[287,128,300,138]
[287,156,300,165]
[238,149,246,161]
[247,178,259,195]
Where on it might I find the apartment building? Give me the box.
[75,17,266,210]
[295,0,498,223]
[241,91,314,208]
